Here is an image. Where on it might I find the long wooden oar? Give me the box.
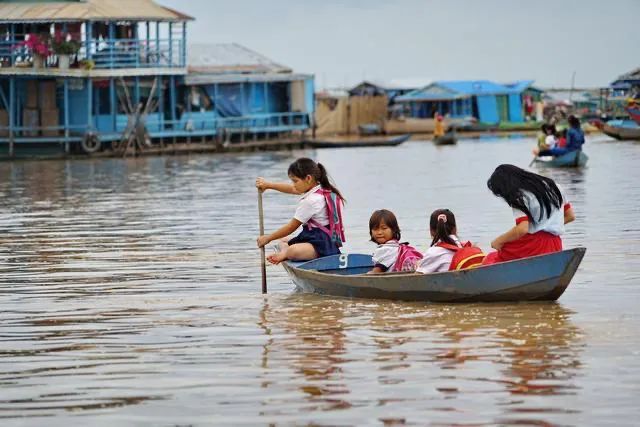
[258,190,267,294]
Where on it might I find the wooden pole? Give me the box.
[258,190,267,294]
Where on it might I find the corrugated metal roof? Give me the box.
[184,72,311,85]
[396,79,537,102]
[188,43,291,74]
[438,80,513,95]
[611,67,640,85]
[504,80,536,92]
[0,0,193,22]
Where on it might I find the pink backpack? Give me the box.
[307,188,346,247]
[391,243,423,272]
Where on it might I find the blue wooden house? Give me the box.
[181,43,313,138]
[394,80,535,124]
[0,0,314,157]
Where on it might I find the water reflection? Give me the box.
[259,295,583,423]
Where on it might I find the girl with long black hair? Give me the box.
[483,164,576,265]
[256,158,345,264]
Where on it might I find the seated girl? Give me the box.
[416,209,465,274]
[368,209,422,273]
[483,164,576,265]
[256,158,345,264]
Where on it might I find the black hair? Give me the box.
[429,209,457,247]
[568,115,581,129]
[487,164,562,223]
[540,123,548,133]
[547,124,558,137]
[287,158,345,200]
[369,209,401,242]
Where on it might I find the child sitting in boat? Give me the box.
[368,209,422,273]
[482,164,575,265]
[416,209,484,273]
[256,158,345,264]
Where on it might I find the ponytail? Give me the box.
[429,209,457,247]
[288,158,345,201]
[317,163,345,201]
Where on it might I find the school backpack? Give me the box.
[436,241,485,271]
[307,188,346,247]
[391,243,423,272]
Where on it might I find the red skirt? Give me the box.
[482,231,562,265]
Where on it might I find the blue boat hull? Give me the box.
[534,150,588,168]
[283,248,586,303]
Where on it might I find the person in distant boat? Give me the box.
[534,115,585,157]
[433,114,445,138]
[367,209,422,274]
[256,158,345,264]
[536,123,549,151]
[482,164,575,265]
[416,209,484,273]
[533,123,557,155]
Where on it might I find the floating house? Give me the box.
[183,43,314,139]
[600,67,640,118]
[394,80,539,124]
[348,78,431,104]
[0,0,314,158]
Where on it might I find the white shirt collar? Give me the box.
[300,184,322,200]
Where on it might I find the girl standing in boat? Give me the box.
[256,158,345,264]
[483,164,576,265]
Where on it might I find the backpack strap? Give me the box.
[436,242,461,251]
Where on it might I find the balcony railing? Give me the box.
[0,37,185,70]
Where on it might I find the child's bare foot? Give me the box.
[267,252,287,265]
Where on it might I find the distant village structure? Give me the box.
[0,0,314,158]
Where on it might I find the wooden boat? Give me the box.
[433,131,457,145]
[592,119,640,141]
[533,150,588,168]
[305,133,410,149]
[282,248,586,303]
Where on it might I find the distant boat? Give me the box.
[433,130,457,145]
[282,248,586,303]
[358,123,383,135]
[592,119,640,141]
[534,150,588,168]
[306,133,410,149]
[626,105,640,126]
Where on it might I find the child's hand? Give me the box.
[257,235,270,248]
[491,239,503,251]
[255,177,269,192]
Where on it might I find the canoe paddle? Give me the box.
[258,189,267,294]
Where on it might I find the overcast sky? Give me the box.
[158,0,639,89]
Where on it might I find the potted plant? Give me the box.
[21,34,51,68]
[52,31,80,69]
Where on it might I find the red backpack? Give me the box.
[307,188,346,247]
[391,243,423,272]
[436,241,485,271]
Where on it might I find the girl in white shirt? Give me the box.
[256,158,345,264]
[416,209,463,274]
[483,164,576,265]
[368,209,422,273]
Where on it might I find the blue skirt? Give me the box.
[288,227,341,258]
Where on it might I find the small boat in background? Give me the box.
[306,133,410,149]
[433,130,458,145]
[282,248,586,303]
[592,119,640,141]
[358,123,383,135]
[534,150,588,168]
